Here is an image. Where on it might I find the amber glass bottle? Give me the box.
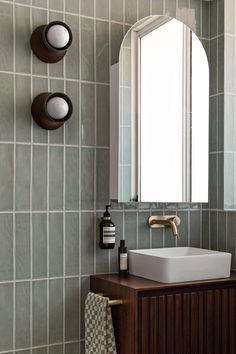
[99,205,116,249]
[118,240,128,275]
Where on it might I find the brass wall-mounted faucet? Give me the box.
[147,215,181,238]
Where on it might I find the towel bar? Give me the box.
[96,293,123,306]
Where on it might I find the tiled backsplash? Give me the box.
[0,1,234,354]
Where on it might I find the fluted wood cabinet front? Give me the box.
[139,288,236,354]
[91,273,236,354]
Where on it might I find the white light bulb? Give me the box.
[46,97,69,120]
[46,24,70,48]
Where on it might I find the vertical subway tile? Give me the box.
[138,212,151,249]
[49,279,63,344]
[15,6,31,73]
[49,213,63,277]
[81,212,94,275]
[32,145,47,211]
[16,75,31,142]
[152,0,163,15]
[80,276,90,339]
[176,0,189,25]
[65,278,80,341]
[15,145,30,211]
[49,345,63,354]
[138,0,150,19]
[96,20,109,83]
[210,0,217,38]
[227,212,236,269]
[110,211,123,272]
[209,154,217,209]
[49,0,63,11]
[177,211,189,247]
[111,23,123,65]
[81,0,94,17]
[224,95,234,152]
[0,284,13,351]
[49,79,64,145]
[125,0,137,24]
[164,209,177,248]
[17,0,30,3]
[224,35,235,93]
[49,12,64,78]
[15,282,30,349]
[0,73,14,141]
[80,341,85,354]
[165,0,176,17]
[218,94,224,152]
[32,281,47,346]
[96,0,109,19]
[65,80,80,145]
[202,210,210,249]
[65,343,80,354]
[32,8,48,76]
[209,96,217,153]
[218,35,224,94]
[0,3,13,72]
[110,0,123,22]
[210,211,218,250]
[224,153,235,209]
[66,213,80,275]
[32,77,48,143]
[202,1,210,38]
[218,0,224,35]
[97,84,109,146]
[218,211,226,251]
[32,213,47,278]
[81,83,95,146]
[49,146,63,210]
[65,0,79,13]
[124,212,137,249]
[15,214,30,280]
[218,153,224,210]
[33,0,47,7]
[96,148,109,210]
[81,148,94,210]
[210,38,217,95]
[33,349,47,354]
[81,17,94,81]
[0,144,13,211]
[65,15,80,79]
[96,213,109,273]
[190,211,201,248]
[65,147,80,210]
[0,214,13,281]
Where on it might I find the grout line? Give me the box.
[0,141,109,149]
[94,0,97,275]
[108,0,111,273]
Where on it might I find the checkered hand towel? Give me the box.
[85,292,117,354]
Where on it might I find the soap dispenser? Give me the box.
[99,205,116,249]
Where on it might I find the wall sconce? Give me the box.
[31,92,73,130]
[30,21,73,63]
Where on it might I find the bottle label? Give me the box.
[103,226,115,244]
[120,253,128,270]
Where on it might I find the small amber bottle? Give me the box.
[99,205,116,249]
[118,240,128,276]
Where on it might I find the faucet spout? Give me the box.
[147,215,181,238]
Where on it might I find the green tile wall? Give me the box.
[0,1,233,354]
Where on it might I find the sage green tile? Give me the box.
[66,213,80,275]
[81,83,95,146]
[65,278,80,341]
[202,1,210,38]
[0,284,13,351]
[209,96,217,153]
[122,87,131,125]
[80,276,90,338]
[218,152,224,209]
[66,0,80,13]
[227,212,236,269]
[124,212,137,249]
[151,211,164,248]
[224,35,234,93]
[32,8,47,75]
[32,145,47,210]
[32,281,47,346]
[17,0,30,4]
[33,348,47,354]
[121,165,131,202]
[111,23,123,65]
[111,0,123,22]
[225,0,235,35]
[65,14,80,79]
[49,345,63,354]
[16,351,30,354]
[122,47,131,87]
[81,0,94,17]
[15,145,30,211]
[81,17,94,81]
[49,279,63,344]
[0,3,13,72]
[165,0,176,17]
[49,12,64,78]
[218,0,224,35]
[15,6,31,73]
[96,148,109,209]
[49,146,63,210]
[49,213,63,277]
[33,0,47,7]
[65,147,80,210]
[15,282,30,349]
[0,214,13,281]
[202,210,210,249]
[49,79,64,144]
[80,341,85,354]
[32,213,47,278]
[218,94,224,152]
[49,0,63,11]
[210,0,217,38]
[189,0,200,36]
[0,73,14,141]
[96,21,109,83]
[110,211,123,272]
[16,75,31,142]
[152,0,163,15]
[122,127,131,164]
[0,144,13,211]
[65,80,80,145]
[209,154,217,209]
[164,209,177,248]
[81,148,94,210]
[176,211,188,247]
[218,35,224,93]
[210,211,218,250]
[138,212,151,249]
[190,211,201,247]
[65,343,80,354]
[224,95,234,152]
[81,212,94,274]
[125,0,137,24]
[138,0,150,19]
[218,211,226,252]
[15,214,30,280]
[97,84,109,146]
[224,153,235,209]
[96,0,109,19]
[96,212,109,273]
[32,77,48,143]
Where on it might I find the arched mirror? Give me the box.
[110,15,209,203]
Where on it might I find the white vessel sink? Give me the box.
[129,247,232,283]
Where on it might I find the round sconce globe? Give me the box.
[46,24,70,48]
[46,97,69,120]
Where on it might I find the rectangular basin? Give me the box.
[129,247,232,283]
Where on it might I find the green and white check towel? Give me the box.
[85,292,117,354]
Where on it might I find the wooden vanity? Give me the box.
[91,272,236,354]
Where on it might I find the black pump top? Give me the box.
[104,204,111,218]
[120,240,125,247]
